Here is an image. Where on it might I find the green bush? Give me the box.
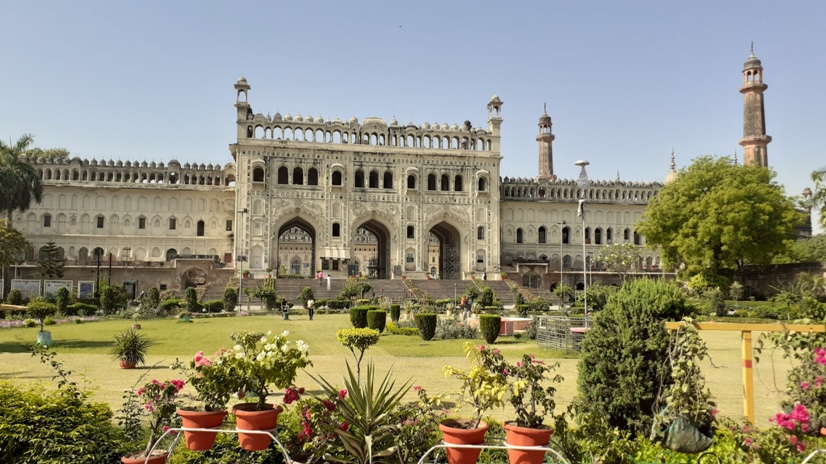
[43,316,56,326]
[0,381,125,463]
[24,319,37,328]
[480,288,494,307]
[414,313,437,341]
[436,318,479,340]
[367,309,387,333]
[324,299,352,310]
[386,321,419,336]
[515,304,529,317]
[67,303,97,316]
[297,286,314,308]
[202,299,224,313]
[159,298,183,312]
[733,309,749,317]
[355,298,372,306]
[55,287,70,315]
[483,305,499,313]
[185,287,200,312]
[5,289,23,305]
[349,306,371,328]
[99,285,126,314]
[479,314,501,344]
[389,304,401,322]
[525,317,538,340]
[222,287,238,312]
[576,278,688,436]
[144,287,161,309]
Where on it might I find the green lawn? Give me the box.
[0,313,798,426]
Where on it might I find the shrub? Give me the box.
[222,287,238,312]
[480,288,494,307]
[144,287,161,309]
[24,319,37,328]
[733,309,749,317]
[525,317,538,340]
[159,298,183,312]
[68,303,98,316]
[184,287,200,312]
[576,278,688,436]
[43,316,56,326]
[326,299,352,310]
[367,309,387,333]
[202,299,224,313]
[55,287,70,315]
[708,288,726,317]
[386,322,419,336]
[436,318,479,340]
[27,299,57,332]
[389,304,401,322]
[515,304,530,317]
[297,286,314,308]
[483,305,499,313]
[5,289,23,305]
[349,306,372,328]
[414,313,437,341]
[479,314,501,344]
[100,285,126,314]
[356,298,372,306]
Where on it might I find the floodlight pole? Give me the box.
[575,160,590,321]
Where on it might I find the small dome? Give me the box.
[295,114,303,122]
[169,159,180,167]
[316,116,324,123]
[349,116,358,124]
[158,162,164,168]
[441,123,449,131]
[141,161,148,168]
[236,76,248,85]
[284,113,293,121]
[91,159,98,166]
[184,162,191,169]
[207,163,214,170]
[116,160,123,167]
[306,114,314,123]
[124,160,132,167]
[199,163,206,170]
[150,161,157,168]
[664,170,677,185]
[744,53,762,70]
[274,112,282,121]
[463,120,471,128]
[539,112,552,125]
[490,93,501,103]
[390,118,398,126]
[451,124,459,131]
[333,117,341,123]
[107,159,114,166]
[423,122,431,130]
[362,116,387,127]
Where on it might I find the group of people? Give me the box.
[316,271,331,290]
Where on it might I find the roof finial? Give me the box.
[616,170,621,182]
[543,102,547,114]
[750,41,754,56]
[670,147,676,170]
[734,149,739,165]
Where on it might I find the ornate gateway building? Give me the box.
[8,52,770,296]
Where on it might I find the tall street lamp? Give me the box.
[558,221,566,287]
[575,160,590,319]
[237,208,248,309]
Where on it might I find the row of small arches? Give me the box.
[247,125,493,151]
[503,185,657,202]
[511,225,642,245]
[24,245,220,263]
[38,168,235,186]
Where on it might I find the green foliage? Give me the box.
[442,341,508,428]
[349,306,372,328]
[576,278,688,436]
[0,134,43,224]
[595,243,643,280]
[222,286,238,312]
[414,313,437,341]
[43,316,56,326]
[812,167,826,230]
[111,327,151,366]
[309,362,410,464]
[637,156,803,282]
[184,286,200,312]
[479,314,501,344]
[366,309,386,333]
[730,281,745,301]
[0,220,32,269]
[297,286,315,308]
[779,233,826,263]
[463,284,480,300]
[100,284,127,314]
[525,317,538,340]
[389,304,401,322]
[385,321,419,336]
[583,282,617,311]
[338,277,372,301]
[55,286,70,315]
[389,387,447,464]
[479,287,494,307]
[201,299,224,313]
[160,298,183,312]
[435,318,479,340]
[708,288,727,317]
[552,283,575,304]
[141,287,161,309]
[24,319,36,327]
[36,240,65,279]
[337,328,380,379]
[509,353,564,428]
[64,302,95,317]
[515,304,529,317]
[5,288,23,305]
[249,285,277,310]
[27,298,56,332]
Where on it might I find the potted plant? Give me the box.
[242,269,251,279]
[111,327,150,369]
[503,353,564,464]
[121,378,184,464]
[227,330,312,450]
[441,341,508,464]
[27,299,56,346]
[172,350,239,450]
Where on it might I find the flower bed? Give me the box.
[0,316,98,329]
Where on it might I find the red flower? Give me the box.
[339,421,349,431]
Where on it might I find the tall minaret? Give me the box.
[738,45,771,167]
[536,103,556,180]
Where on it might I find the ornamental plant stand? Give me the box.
[143,425,294,463]
[417,439,570,464]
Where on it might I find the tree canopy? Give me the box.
[636,156,803,285]
[812,167,826,230]
[594,243,643,281]
[773,234,826,264]
[0,220,32,269]
[0,134,43,223]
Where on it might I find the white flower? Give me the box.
[281,330,290,337]
[267,330,272,335]
[235,352,245,359]
[233,345,243,351]
[296,340,309,354]
[256,352,266,361]
[264,344,276,351]
[260,336,268,343]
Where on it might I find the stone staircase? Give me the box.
[272,278,410,305]
[476,279,517,306]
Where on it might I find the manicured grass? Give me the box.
[0,312,799,426]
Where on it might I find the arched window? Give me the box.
[166,248,177,261]
[440,174,449,191]
[477,227,485,240]
[454,175,463,192]
[332,171,342,186]
[252,167,265,182]
[562,226,570,244]
[595,228,602,245]
[478,177,487,191]
[277,166,288,184]
[624,228,631,242]
[607,227,613,243]
[407,174,416,189]
[197,220,205,237]
[293,167,303,185]
[585,227,591,242]
[369,171,379,188]
[427,174,436,191]
[354,170,365,188]
[516,228,524,244]
[538,226,546,244]
[308,167,318,185]
[634,231,641,245]
[383,172,393,189]
[407,225,414,239]
[332,223,341,237]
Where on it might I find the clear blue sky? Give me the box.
[2,2,824,229]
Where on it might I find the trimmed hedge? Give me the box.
[386,321,419,336]
[349,306,373,328]
[202,300,224,313]
[316,299,351,310]
[367,310,387,333]
[479,314,501,344]
[516,304,530,317]
[160,298,183,312]
[414,313,437,341]
[389,304,401,322]
[67,303,97,316]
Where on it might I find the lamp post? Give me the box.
[237,208,248,309]
[557,221,566,286]
[575,160,590,319]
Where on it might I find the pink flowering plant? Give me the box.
[507,353,564,429]
[135,379,185,457]
[172,348,239,411]
[389,386,448,464]
[278,387,348,464]
[782,346,826,433]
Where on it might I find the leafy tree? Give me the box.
[595,243,642,281]
[184,287,200,311]
[0,134,43,224]
[338,277,372,301]
[0,220,32,268]
[55,287,70,315]
[36,241,65,279]
[222,286,238,312]
[552,283,575,304]
[812,167,826,229]
[636,156,803,286]
[24,147,70,159]
[576,278,688,436]
[774,234,826,264]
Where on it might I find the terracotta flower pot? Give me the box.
[439,419,489,464]
[119,359,136,369]
[177,408,227,450]
[233,403,283,451]
[121,450,168,464]
[503,422,553,464]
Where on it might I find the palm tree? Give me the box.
[0,134,43,224]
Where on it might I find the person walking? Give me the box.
[307,299,314,321]
[326,274,331,291]
[317,270,323,286]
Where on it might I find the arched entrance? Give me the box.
[181,267,207,291]
[353,219,390,279]
[429,221,461,279]
[275,218,316,277]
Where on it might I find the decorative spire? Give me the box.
[543,102,547,115]
[734,150,739,165]
[750,41,754,56]
[670,147,676,170]
[664,148,678,185]
[616,170,621,182]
